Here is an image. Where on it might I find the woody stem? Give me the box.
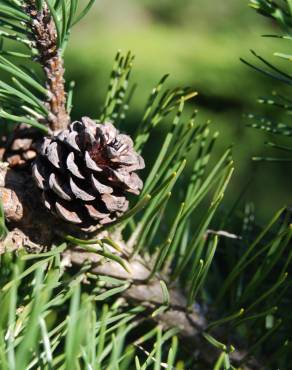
[25,1,70,132]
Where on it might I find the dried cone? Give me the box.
[32,117,144,229]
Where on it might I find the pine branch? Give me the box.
[0,2,289,367]
[0,164,263,369]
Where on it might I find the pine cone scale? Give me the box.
[66,152,85,179]
[101,194,129,213]
[91,174,113,194]
[69,177,95,201]
[55,201,83,224]
[32,161,46,190]
[85,204,109,221]
[49,173,72,201]
[85,151,103,172]
[45,141,62,169]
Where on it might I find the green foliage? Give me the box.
[0,249,180,369]
[1,196,291,368]
[246,0,292,161]
[0,1,47,131]
[44,0,96,49]
[0,0,96,132]
[65,0,290,221]
[0,1,291,369]
[0,199,8,239]
[1,49,291,367]
[250,0,292,26]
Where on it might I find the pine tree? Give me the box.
[0,1,290,369]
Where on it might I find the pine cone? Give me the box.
[32,117,145,228]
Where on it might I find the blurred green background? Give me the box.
[65,0,291,223]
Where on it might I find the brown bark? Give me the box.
[25,1,70,131]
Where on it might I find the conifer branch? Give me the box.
[0,1,289,367]
[0,164,261,369]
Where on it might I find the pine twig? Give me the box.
[25,1,70,131]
